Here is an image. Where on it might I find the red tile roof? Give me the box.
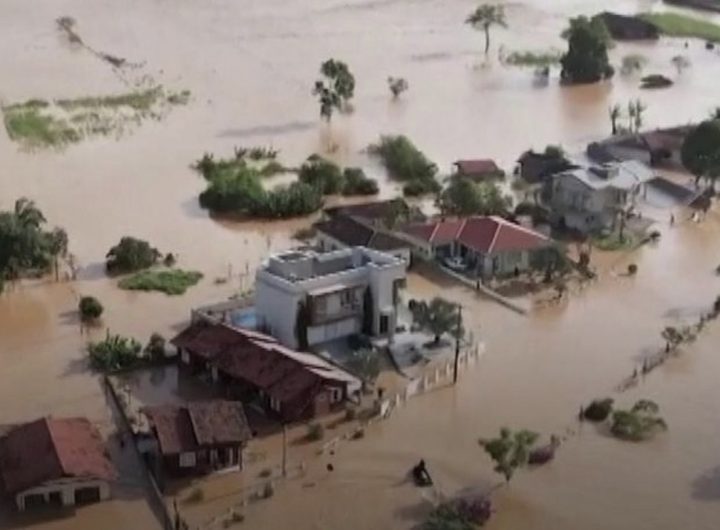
[0,418,115,494]
[403,219,464,246]
[143,401,251,456]
[402,216,549,253]
[454,159,501,176]
[172,322,358,421]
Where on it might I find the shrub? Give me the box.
[79,296,103,321]
[583,398,614,422]
[106,237,160,274]
[387,76,409,98]
[144,333,166,361]
[258,468,273,478]
[368,135,439,196]
[345,408,358,421]
[118,269,203,295]
[627,263,638,275]
[163,253,176,267]
[88,334,142,371]
[298,155,344,195]
[424,497,492,530]
[342,168,379,196]
[611,400,667,441]
[306,423,325,441]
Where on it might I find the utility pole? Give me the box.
[453,304,463,384]
[281,423,288,477]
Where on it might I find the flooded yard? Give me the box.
[1,0,720,528]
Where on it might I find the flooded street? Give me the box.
[1,0,720,528]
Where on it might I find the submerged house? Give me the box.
[516,149,577,184]
[400,216,554,279]
[546,161,654,233]
[141,401,251,475]
[597,12,659,40]
[255,247,407,349]
[0,417,115,511]
[587,126,692,168]
[453,159,504,181]
[172,320,362,422]
[314,215,412,263]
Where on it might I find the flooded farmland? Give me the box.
[1,0,720,528]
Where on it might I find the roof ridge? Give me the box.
[44,417,69,478]
[487,220,502,253]
[492,216,548,240]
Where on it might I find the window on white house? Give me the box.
[179,452,197,468]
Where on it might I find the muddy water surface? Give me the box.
[1,0,720,528]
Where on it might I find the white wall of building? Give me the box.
[255,248,406,349]
[16,479,110,511]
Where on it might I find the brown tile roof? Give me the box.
[368,231,409,252]
[402,216,548,253]
[0,418,115,494]
[143,401,251,456]
[172,322,359,421]
[454,159,501,176]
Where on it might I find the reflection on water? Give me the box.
[1,0,720,528]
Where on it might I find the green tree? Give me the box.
[342,168,379,196]
[105,237,161,274]
[48,227,68,281]
[479,427,539,483]
[465,4,507,55]
[14,198,46,229]
[346,348,381,382]
[144,332,166,362]
[438,178,512,216]
[681,120,720,188]
[79,296,103,321]
[409,297,463,344]
[368,135,440,197]
[298,155,344,195]
[87,333,143,371]
[560,16,614,84]
[313,59,355,122]
[610,400,668,441]
[387,77,409,99]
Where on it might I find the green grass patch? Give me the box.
[640,12,720,42]
[56,87,162,111]
[592,232,635,251]
[118,269,203,295]
[2,106,80,148]
[506,49,563,67]
[2,87,190,149]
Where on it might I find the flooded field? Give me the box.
[1,0,720,528]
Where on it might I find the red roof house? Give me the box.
[0,417,115,510]
[401,216,552,278]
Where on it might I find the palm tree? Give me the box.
[465,4,507,56]
[609,104,622,135]
[14,198,46,229]
[47,227,68,281]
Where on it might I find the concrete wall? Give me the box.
[256,248,407,348]
[16,479,110,511]
[316,231,412,264]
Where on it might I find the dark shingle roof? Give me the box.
[143,401,251,456]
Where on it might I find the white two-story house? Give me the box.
[546,161,653,234]
[255,247,407,349]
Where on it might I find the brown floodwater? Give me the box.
[1,0,720,528]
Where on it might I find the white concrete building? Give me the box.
[546,161,653,233]
[255,247,407,349]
